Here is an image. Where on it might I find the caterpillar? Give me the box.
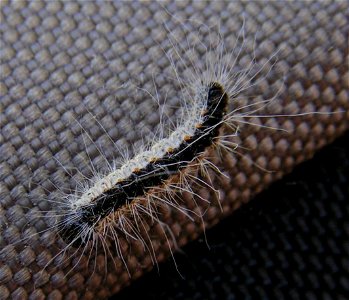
[27,15,270,277]
[2,7,343,290]
[59,82,228,246]
[48,14,289,276]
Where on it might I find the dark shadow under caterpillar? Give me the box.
[60,82,228,245]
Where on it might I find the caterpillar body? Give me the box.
[60,82,228,246]
[2,7,342,289]
[52,16,256,262]
[31,15,289,277]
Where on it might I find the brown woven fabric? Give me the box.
[0,1,348,299]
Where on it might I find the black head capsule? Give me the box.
[205,82,228,119]
[208,82,224,98]
[207,83,228,113]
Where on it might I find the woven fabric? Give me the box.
[0,1,348,299]
[117,132,349,300]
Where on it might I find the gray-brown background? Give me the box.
[0,1,348,299]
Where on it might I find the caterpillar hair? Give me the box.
[59,81,228,245]
[2,7,345,284]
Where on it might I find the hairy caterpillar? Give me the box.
[11,15,281,279]
[48,13,312,275]
[59,82,228,246]
[1,6,346,294]
[30,15,251,274]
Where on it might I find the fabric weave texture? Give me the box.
[117,132,349,299]
[0,1,348,299]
